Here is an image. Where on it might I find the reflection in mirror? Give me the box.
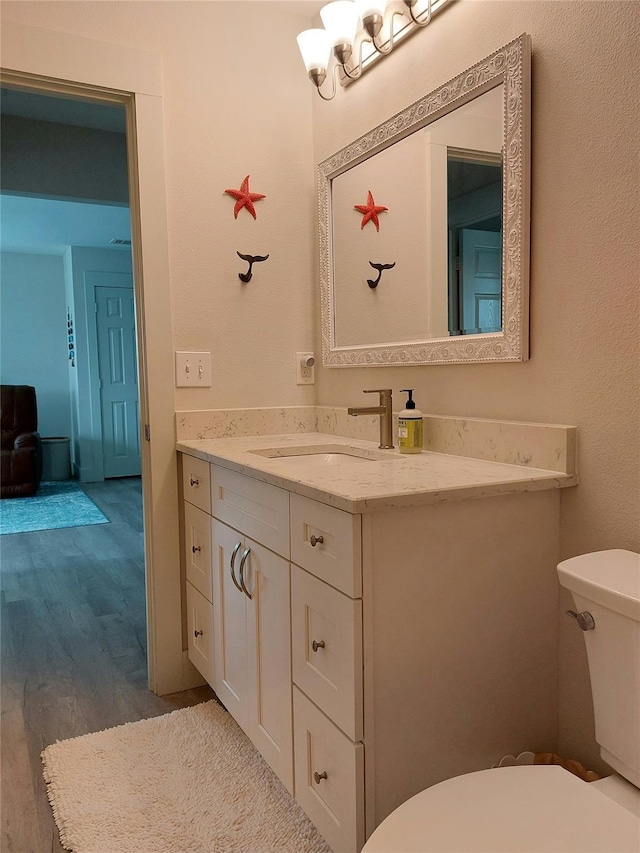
[332,86,503,347]
[320,35,530,366]
[447,146,503,336]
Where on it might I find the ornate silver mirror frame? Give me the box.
[319,34,531,366]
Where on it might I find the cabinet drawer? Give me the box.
[294,686,364,853]
[184,501,212,601]
[211,465,290,559]
[290,493,361,598]
[182,454,211,514]
[186,581,215,687]
[292,565,363,741]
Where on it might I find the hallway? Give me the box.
[0,477,213,852]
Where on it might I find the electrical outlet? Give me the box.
[175,352,211,387]
[296,352,315,385]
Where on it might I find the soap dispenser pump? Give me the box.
[398,389,423,454]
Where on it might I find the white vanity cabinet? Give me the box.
[180,449,562,853]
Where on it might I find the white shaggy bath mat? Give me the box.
[42,700,331,853]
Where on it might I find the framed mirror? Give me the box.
[319,34,531,366]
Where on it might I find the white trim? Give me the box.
[1,22,184,695]
[0,21,161,96]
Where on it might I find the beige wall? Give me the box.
[312,0,639,771]
[3,0,638,773]
[1,0,318,411]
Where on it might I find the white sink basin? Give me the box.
[249,444,395,466]
[268,452,377,468]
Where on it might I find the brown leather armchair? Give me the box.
[1,385,43,498]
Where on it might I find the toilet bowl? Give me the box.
[363,550,640,853]
[362,764,639,852]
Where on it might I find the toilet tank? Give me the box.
[558,550,640,788]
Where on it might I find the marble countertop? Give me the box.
[177,433,577,513]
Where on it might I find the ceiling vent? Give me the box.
[110,238,131,245]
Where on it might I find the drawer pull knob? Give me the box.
[230,542,244,593]
[310,534,324,547]
[312,639,325,652]
[192,545,201,553]
[314,771,328,784]
[194,629,203,638]
[189,477,199,487]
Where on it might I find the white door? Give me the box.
[460,229,502,334]
[95,282,141,478]
[244,538,293,793]
[212,519,250,730]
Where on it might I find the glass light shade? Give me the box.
[297,29,332,72]
[320,1,360,47]
[354,0,388,18]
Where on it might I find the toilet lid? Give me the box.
[362,766,640,852]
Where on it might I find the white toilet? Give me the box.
[363,550,640,852]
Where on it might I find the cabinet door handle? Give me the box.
[313,771,328,784]
[312,639,325,652]
[194,629,203,638]
[310,534,324,547]
[192,545,201,553]
[230,541,243,593]
[189,477,199,487]
[238,547,252,600]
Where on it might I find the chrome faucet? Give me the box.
[348,389,393,449]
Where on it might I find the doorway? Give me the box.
[0,21,190,695]
[2,19,189,698]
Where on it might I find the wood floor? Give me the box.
[0,477,214,853]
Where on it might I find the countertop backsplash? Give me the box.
[176,406,576,476]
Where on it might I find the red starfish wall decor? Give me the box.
[354,190,388,231]
[224,175,266,220]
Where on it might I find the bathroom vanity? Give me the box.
[178,432,575,852]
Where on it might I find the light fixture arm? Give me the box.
[310,66,338,100]
[333,41,364,80]
[368,7,405,55]
[310,45,365,98]
[402,0,432,27]
[340,57,364,81]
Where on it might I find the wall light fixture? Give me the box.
[297,0,452,100]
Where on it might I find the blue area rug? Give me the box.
[0,481,108,535]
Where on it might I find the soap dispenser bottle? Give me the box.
[398,389,423,454]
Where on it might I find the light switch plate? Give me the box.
[175,352,211,387]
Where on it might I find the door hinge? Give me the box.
[94,302,98,313]
[144,424,151,441]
